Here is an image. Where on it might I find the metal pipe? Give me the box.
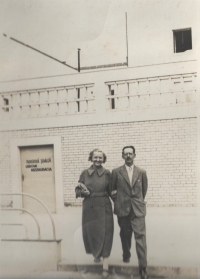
[80,62,127,71]
[3,34,78,71]
[1,193,56,239]
[1,208,41,239]
[78,49,81,72]
[125,12,129,67]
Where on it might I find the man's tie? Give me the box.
[128,166,132,184]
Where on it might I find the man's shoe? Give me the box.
[123,257,130,263]
[102,269,109,278]
[94,257,101,263]
[139,267,148,279]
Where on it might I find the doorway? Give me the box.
[20,145,56,213]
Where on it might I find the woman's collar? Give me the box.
[87,165,105,176]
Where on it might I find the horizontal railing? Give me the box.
[0,72,197,119]
[1,192,56,240]
[1,83,95,119]
[1,208,41,239]
[105,72,197,110]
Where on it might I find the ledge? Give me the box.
[58,263,198,278]
[0,105,197,131]
[1,239,62,242]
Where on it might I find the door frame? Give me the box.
[10,136,64,214]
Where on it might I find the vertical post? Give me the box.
[78,48,81,72]
[10,94,13,118]
[197,28,200,279]
[125,12,129,67]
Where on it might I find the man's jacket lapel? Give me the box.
[119,165,131,187]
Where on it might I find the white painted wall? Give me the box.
[127,0,197,66]
[0,240,61,277]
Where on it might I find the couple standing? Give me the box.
[75,146,148,279]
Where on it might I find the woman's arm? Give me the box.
[75,171,90,198]
[105,170,112,197]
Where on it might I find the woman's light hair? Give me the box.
[88,148,107,163]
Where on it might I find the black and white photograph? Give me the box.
[0,1,199,279]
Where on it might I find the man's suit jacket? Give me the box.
[111,165,148,217]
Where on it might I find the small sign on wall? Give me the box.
[25,157,52,172]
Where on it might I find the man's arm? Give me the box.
[110,169,118,201]
[142,171,148,199]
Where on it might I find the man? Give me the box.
[111,146,148,279]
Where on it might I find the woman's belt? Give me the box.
[90,192,108,197]
[88,192,109,208]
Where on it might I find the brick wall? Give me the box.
[0,117,197,207]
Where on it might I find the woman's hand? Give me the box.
[81,189,90,197]
[76,182,90,197]
[84,189,90,196]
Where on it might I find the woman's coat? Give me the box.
[77,165,114,259]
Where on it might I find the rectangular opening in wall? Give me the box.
[3,97,9,112]
[108,85,115,109]
[173,28,192,53]
[77,88,80,112]
[111,90,115,109]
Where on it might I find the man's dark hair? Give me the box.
[122,145,135,154]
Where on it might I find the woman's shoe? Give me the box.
[102,269,109,278]
[94,257,101,263]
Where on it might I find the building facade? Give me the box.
[0,0,199,271]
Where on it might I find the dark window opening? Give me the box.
[77,88,80,99]
[77,101,80,112]
[77,88,80,112]
[3,98,9,112]
[173,28,192,53]
[111,89,115,109]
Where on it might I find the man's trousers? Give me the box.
[117,207,147,267]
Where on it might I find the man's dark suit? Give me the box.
[111,164,148,268]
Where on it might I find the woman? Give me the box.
[75,148,114,278]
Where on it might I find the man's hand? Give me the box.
[111,190,117,201]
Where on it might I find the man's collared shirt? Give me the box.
[125,164,134,184]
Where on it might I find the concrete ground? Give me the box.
[27,270,197,279]
[56,206,200,270]
[1,206,200,278]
